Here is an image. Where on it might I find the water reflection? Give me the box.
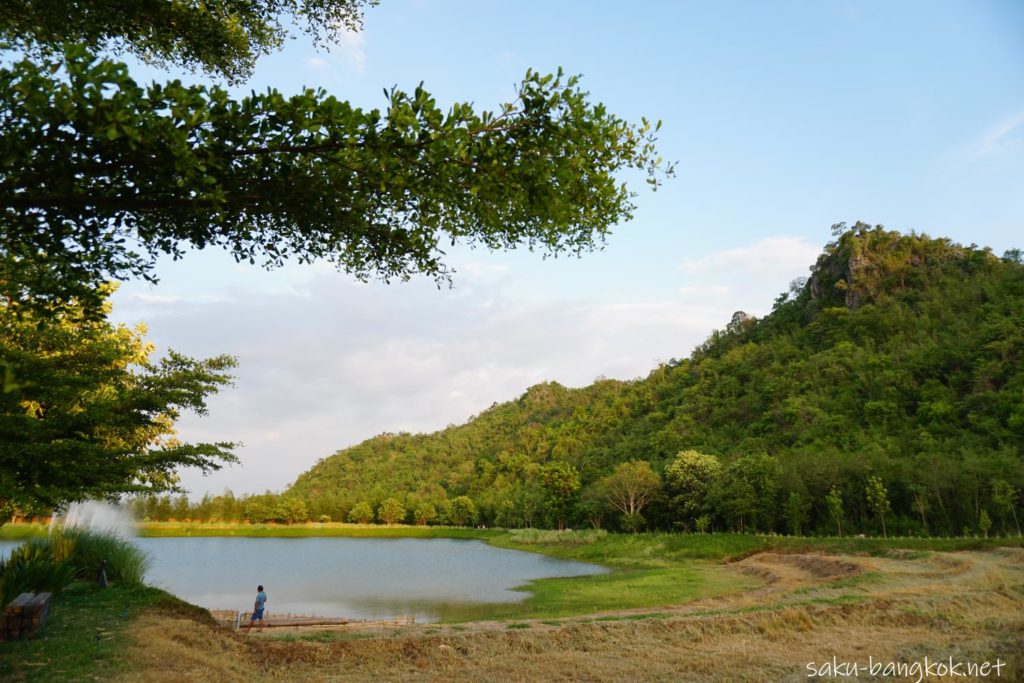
[134,536,604,622]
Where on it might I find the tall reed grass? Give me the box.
[0,527,150,605]
[0,544,76,606]
[54,527,152,584]
[508,528,608,546]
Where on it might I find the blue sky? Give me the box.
[110,0,1023,496]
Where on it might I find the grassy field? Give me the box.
[490,527,1024,562]
[438,562,758,622]
[0,581,208,682]
[470,528,1024,621]
[161,545,1023,682]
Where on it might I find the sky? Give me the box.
[107,0,1024,498]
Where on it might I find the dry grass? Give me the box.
[114,550,1024,682]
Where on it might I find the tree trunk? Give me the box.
[932,477,952,530]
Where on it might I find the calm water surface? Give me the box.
[2,537,605,622]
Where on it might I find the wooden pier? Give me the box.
[210,609,414,631]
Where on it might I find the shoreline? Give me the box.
[4,520,1022,553]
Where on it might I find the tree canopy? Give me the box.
[598,460,661,532]
[0,4,671,312]
[1,0,373,83]
[0,287,236,517]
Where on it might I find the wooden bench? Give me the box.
[0,591,53,641]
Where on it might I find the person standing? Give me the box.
[246,585,267,633]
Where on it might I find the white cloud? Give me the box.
[459,262,511,279]
[302,27,366,77]
[678,284,733,300]
[678,236,819,281]
[131,293,230,305]
[336,28,367,74]
[966,109,1024,160]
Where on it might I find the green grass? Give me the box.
[437,562,758,622]
[491,530,767,566]
[490,530,1024,566]
[0,581,200,682]
[594,612,671,622]
[0,524,49,541]
[267,629,375,643]
[134,521,504,540]
[789,571,884,596]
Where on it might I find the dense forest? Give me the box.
[135,224,1024,537]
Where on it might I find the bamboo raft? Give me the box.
[210,609,415,631]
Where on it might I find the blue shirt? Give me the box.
[255,591,267,610]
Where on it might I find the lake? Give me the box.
[1,536,605,622]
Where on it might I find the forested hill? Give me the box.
[285,224,1024,536]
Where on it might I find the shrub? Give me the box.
[56,528,151,584]
[0,543,76,606]
[621,511,645,533]
[274,497,309,524]
[3,528,152,593]
[448,496,478,526]
[413,502,437,526]
[509,528,608,546]
[377,498,406,525]
[347,502,374,524]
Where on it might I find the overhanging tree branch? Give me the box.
[1,49,673,312]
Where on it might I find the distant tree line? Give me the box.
[127,448,1021,538]
[126,491,482,527]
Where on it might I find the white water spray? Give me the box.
[50,501,137,537]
